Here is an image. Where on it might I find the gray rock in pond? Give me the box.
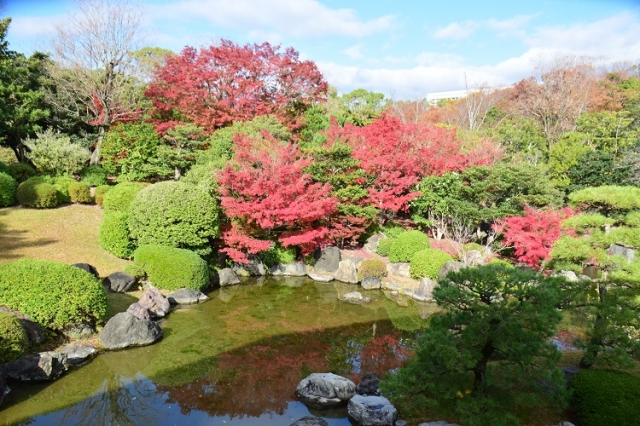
[335,259,359,284]
[290,416,329,426]
[71,263,99,278]
[63,322,95,340]
[339,291,371,305]
[386,262,411,278]
[0,372,9,405]
[356,372,380,396]
[295,372,356,409]
[314,246,341,273]
[361,277,382,290]
[137,288,170,318]
[270,262,307,276]
[232,255,266,276]
[2,351,67,382]
[215,267,241,286]
[608,243,635,263]
[308,272,334,282]
[99,312,163,350]
[102,271,137,293]
[413,278,438,302]
[0,306,45,346]
[167,288,208,305]
[364,234,382,254]
[347,394,397,426]
[126,302,151,320]
[59,343,97,367]
[438,261,466,281]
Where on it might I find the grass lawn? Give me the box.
[0,204,128,277]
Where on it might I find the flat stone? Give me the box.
[59,343,97,367]
[270,262,307,276]
[126,302,151,320]
[347,395,397,426]
[102,271,137,293]
[99,312,163,350]
[413,278,438,302]
[289,416,329,426]
[167,288,208,305]
[137,288,170,318]
[364,235,382,254]
[308,272,334,282]
[295,372,356,409]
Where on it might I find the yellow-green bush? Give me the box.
[133,245,209,291]
[99,211,134,259]
[102,181,145,213]
[0,172,17,207]
[16,176,60,208]
[376,238,394,257]
[358,258,387,280]
[52,176,77,203]
[0,312,29,364]
[388,230,431,263]
[94,185,111,207]
[410,248,453,279]
[68,181,93,204]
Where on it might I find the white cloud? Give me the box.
[342,44,365,60]
[432,21,478,40]
[8,15,64,38]
[432,14,539,40]
[486,14,538,32]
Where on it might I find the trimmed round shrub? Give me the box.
[128,181,220,256]
[68,181,93,203]
[16,176,60,208]
[0,312,29,364]
[122,262,146,279]
[0,259,107,331]
[570,369,640,426]
[102,181,145,213]
[133,245,209,291]
[7,162,36,182]
[94,184,111,207]
[81,165,108,186]
[99,211,134,258]
[410,248,454,279]
[258,244,297,267]
[358,258,387,281]
[376,238,394,257]
[0,172,17,207]
[388,230,431,263]
[53,176,77,203]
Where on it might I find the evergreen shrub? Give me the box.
[258,244,297,266]
[0,172,17,207]
[94,185,111,207]
[53,176,77,203]
[81,165,108,186]
[7,162,36,182]
[133,245,209,291]
[122,262,146,279]
[410,248,454,279]
[357,258,387,281]
[68,181,92,203]
[16,176,60,208]
[99,211,134,258]
[388,230,431,263]
[0,259,107,330]
[0,312,29,364]
[376,238,394,257]
[102,181,145,213]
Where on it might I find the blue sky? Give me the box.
[4,0,640,99]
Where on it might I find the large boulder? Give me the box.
[438,261,466,281]
[608,244,635,263]
[99,312,163,350]
[386,263,410,278]
[71,263,99,279]
[347,395,397,426]
[59,343,97,367]
[63,322,95,340]
[167,288,208,305]
[2,352,67,382]
[126,302,151,320]
[270,262,307,276]
[461,250,484,266]
[314,246,341,273]
[413,278,437,302]
[356,372,380,396]
[364,235,382,254]
[0,372,8,405]
[102,272,137,293]
[215,267,241,286]
[334,259,359,284]
[339,291,371,305]
[232,256,266,276]
[290,417,329,426]
[361,277,382,290]
[137,288,170,318]
[295,372,356,409]
[0,306,45,346]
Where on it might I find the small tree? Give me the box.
[23,129,90,176]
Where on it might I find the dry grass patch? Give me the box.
[0,204,127,276]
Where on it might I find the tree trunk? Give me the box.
[473,340,494,393]
[579,283,607,369]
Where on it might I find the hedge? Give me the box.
[0,312,29,364]
[68,181,93,204]
[16,176,60,208]
[0,172,17,207]
[128,181,220,256]
[410,248,454,279]
[99,211,134,258]
[570,369,640,426]
[388,230,431,263]
[133,245,209,291]
[0,259,108,331]
[357,258,387,281]
[102,181,145,213]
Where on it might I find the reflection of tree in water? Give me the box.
[383,298,431,332]
[57,373,164,426]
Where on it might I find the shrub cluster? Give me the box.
[357,258,387,280]
[0,172,17,207]
[52,176,77,203]
[99,211,135,258]
[102,181,145,213]
[570,369,640,426]
[16,176,60,208]
[410,248,454,279]
[94,185,111,207]
[23,129,90,176]
[133,245,209,291]
[388,230,431,263]
[258,244,297,267]
[81,165,108,186]
[376,238,394,257]
[7,162,36,182]
[68,181,93,203]
[0,259,107,331]
[0,312,29,364]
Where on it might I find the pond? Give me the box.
[0,277,436,426]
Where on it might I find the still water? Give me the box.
[0,277,436,426]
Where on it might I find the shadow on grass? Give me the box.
[0,209,58,260]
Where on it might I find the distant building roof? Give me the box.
[426,89,469,104]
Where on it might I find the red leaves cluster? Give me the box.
[145,40,328,133]
[495,206,574,268]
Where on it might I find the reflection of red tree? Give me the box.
[353,333,412,384]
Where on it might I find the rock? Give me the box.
[99,312,163,350]
[0,372,8,405]
[102,271,137,293]
[395,421,407,426]
[232,256,266,276]
[0,306,45,346]
[552,270,579,282]
[340,291,371,304]
[314,246,341,273]
[2,352,67,382]
[215,267,241,286]
[63,322,95,340]
[361,277,382,290]
[59,343,97,367]
[137,288,170,318]
[364,235,382,254]
[438,261,466,281]
[290,416,329,426]
[386,263,411,278]
[461,250,484,266]
[608,243,635,263]
[347,394,397,426]
[308,272,334,282]
[334,259,359,284]
[167,288,208,305]
[295,372,356,409]
[71,263,99,278]
[413,278,438,302]
[356,372,380,396]
[343,255,365,268]
[270,262,307,276]
[126,302,151,320]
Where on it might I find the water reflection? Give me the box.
[0,279,432,425]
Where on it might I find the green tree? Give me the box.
[575,111,638,158]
